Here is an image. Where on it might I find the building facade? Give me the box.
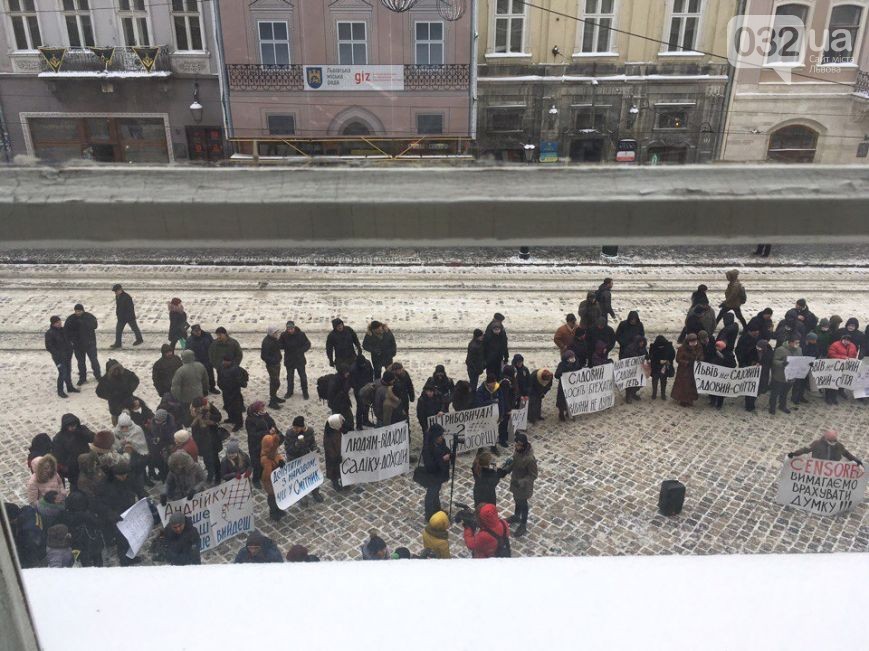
[476,0,735,163]
[219,0,473,157]
[0,0,224,163]
[721,0,869,163]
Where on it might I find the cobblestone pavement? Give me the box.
[1,258,867,563]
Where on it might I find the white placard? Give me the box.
[429,404,499,454]
[784,356,815,381]
[303,65,404,91]
[810,358,862,390]
[117,498,153,559]
[508,402,528,436]
[271,452,324,510]
[775,456,867,515]
[159,477,254,552]
[613,356,647,390]
[693,361,760,397]
[562,365,615,415]
[340,421,410,486]
[849,360,869,399]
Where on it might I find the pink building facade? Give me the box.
[220,0,472,149]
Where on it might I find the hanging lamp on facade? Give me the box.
[380,0,421,12]
[437,0,466,20]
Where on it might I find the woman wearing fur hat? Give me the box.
[26,454,66,506]
[324,414,345,491]
[245,401,277,489]
[167,298,188,349]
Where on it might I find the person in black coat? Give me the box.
[472,451,509,507]
[160,513,201,566]
[187,325,219,394]
[46,315,78,398]
[260,326,284,409]
[152,344,182,398]
[350,354,375,428]
[451,380,474,412]
[596,278,616,324]
[466,329,485,390]
[390,363,416,423]
[836,318,865,353]
[483,322,509,377]
[648,336,675,401]
[279,321,311,399]
[167,298,188,349]
[679,304,708,343]
[568,328,590,368]
[428,364,455,412]
[245,401,277,489]
[511,354,531,401]
[217,357,247,431]
[527,369,553,423]
[716,312,739,352]
[96,360,139,425]
[615,311,645,359]
[747,308,775,342]
[92,461,140,565]
[588,318,616,357]
[691,284,709,307]
[362,321,397,380]
[52,413,94,489]
[326,318,362,370]
[59,491,104,567]
[64,303,101,385]
[623,335,648,403]
[735,331,761,412]
[416,381,443,432]
[110,284,143,349]
[190,397,224,484]
[555,350,582,421]
[327,366,354,432]
[421,424,452,520]
[709,341,736,409]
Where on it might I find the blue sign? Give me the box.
[540,140,558,163]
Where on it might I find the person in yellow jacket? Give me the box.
[422,510,450,559]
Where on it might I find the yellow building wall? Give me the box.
[478,0,736,68]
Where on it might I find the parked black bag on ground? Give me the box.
[658,480,685,516]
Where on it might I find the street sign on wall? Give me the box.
[304,65,404,91]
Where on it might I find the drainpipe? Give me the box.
[716,0,748,161]
[469,0,478,141]
[0,88,11,163]
[211,0,233,140]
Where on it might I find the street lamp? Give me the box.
[380,0,421,12]
[189,81,203,124]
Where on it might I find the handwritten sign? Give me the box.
[775,456,867,515]
[117,498,154,559]
[613,356,647,390]
[693,362,760,397]
[340,422,410,486]
[429,404,499,454]
[562,365,615,415]
[271,452,324,510]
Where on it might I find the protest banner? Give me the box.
[809,358,861,390]
[693,362,760,397]
[613,356,647,390]
[340,421,410,486]
[848,360,869,400]
[271,451,324,510]
[562,365,615,416]
[116,498,154,559]
[775,455,867,515]
[159,477,254,552]
[429,403,499,454]
[784,356,815,382]
[508,402,528,436]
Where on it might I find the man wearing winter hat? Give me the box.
[466,328,485,390]
[326,318,362,370]
[152,344,182,398]
[220,437,251,481]
[234,530,283,563]
[64,303,101,385]
[111,284,143,349]
[280,320,311,400]
[260,325,284,409]
[46,315,78,399]
[162,512,201,566]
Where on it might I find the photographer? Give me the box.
[461,503,510,559]
[421,424,451,520]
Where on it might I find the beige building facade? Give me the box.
[721,0,869,163]
[476,0,736,162]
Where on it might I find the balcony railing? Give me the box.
[226,64,470,91]
[38,46,171,77]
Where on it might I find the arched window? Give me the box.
[769,3,809,64]
[767,124,818,162]
[342,121,372,136]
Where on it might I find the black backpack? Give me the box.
[238,367,249,388]
[482,521,512,558]
[317,374,335,401]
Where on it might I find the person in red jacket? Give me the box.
[825,335,858,405]
[462,503,509,559]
